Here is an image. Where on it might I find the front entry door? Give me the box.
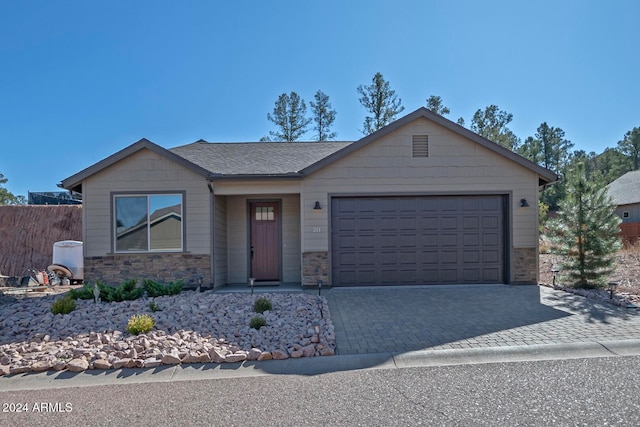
[250,201,280,281]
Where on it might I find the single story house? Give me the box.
[606,170,640,241]
[61,107,557,288]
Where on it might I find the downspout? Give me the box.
[208,180,215,289]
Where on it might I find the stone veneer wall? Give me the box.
[511,247,538,284]
[84,253,211,286]
[302,251,328,288]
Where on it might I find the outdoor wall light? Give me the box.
[520,198,530,208]
[609,282,618,300]
[249,277,255,295]
[313,201,322,210]
[551,264,560,288]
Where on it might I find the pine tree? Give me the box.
[548,163,622,289]
[267,92,311,142]
[310,90,337,141]
[357,72,404,134]
[425,95,450,116]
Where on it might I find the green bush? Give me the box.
[51,296,76,315]
[126,314,155,335]
[249,315,266,330]
[143,279,184,298]
[67,280,143,302]
[148,301,162,312]
[253,297,273,314]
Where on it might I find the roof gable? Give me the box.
[302,107,558,186]
[60,138,212,193]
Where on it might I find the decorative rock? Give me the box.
[320,347,335,356]
[10,365,31,375]
[31,360,53,372]
[0,365,9,376]
[301,345,316,358]
[161,353,181,365]
[209,349,226,364]
[67,358,89,372]
[224,353,247,363]
[0,292,336,372]
[93,359,112,369]
[247,348,262,361]
[143,359,162,368]
[112,358,131,369]
[272,349,289,360]
[257,351,273,361]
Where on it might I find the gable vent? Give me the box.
[412,135,429,157]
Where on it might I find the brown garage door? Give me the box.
[331,195,506,286]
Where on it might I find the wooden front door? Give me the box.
[250,201,280,281]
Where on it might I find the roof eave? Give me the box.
[60,138,212,194]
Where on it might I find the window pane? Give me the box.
[149,195,182,250]
[115,196,148,251]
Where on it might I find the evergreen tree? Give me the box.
[617,127,640,170]
[470,105,520,151]
[267,92,311,142]
[309,90,337,141]
[425,95,450,116]
[547,163,621,289]
[357,72,404,134]
[0,172,25,205]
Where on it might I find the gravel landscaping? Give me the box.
[0,290,335,376]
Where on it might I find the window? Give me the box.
[623,211,630,219]
[255,206,274,221]
[114,194,183,252]
[412,135,429,157]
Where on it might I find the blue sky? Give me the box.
[1,1,638,197]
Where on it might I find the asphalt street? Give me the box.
[2,355,639,426]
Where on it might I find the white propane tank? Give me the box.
[52,240,84,280]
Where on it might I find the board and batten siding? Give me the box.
[225,194,301,284]
[302,117,540,253]
[213,195,228,286]
[82,149,212,257]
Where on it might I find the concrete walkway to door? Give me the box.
[324,285,640,355]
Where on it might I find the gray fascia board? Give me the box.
[60,138,212,193]
[301,107,558,185]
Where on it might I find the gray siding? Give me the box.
[214,195,228,286]
[82,149,211,257]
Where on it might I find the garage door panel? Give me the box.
[332,196,506,286]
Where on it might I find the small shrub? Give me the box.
[67,283,95,300]
[126,314,155,335]
[249,315,266,330]
[253,297,272,314]
[51,296,76,315]
[148,301,162,312]
[143,279,184,298]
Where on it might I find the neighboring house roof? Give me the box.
[60,107,558,193]
[606,170,640,206]
[169,141,352,176]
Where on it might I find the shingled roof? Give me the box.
[607,170,640,206]
[169,141,352,176]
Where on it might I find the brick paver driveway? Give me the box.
[324,285,640,355]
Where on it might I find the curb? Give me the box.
[2,339,640,391]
